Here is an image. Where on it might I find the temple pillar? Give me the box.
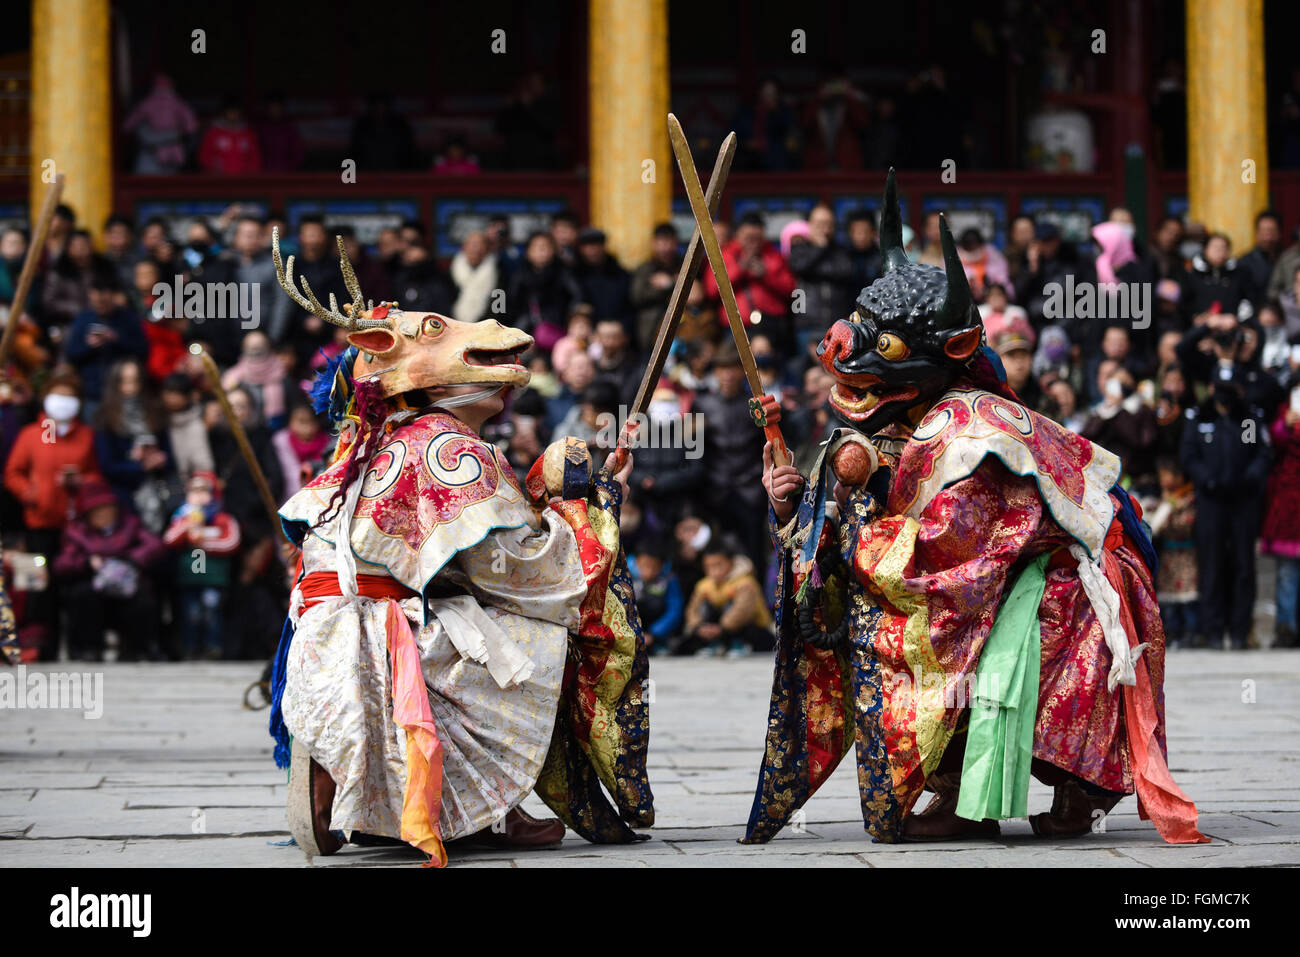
[587,0,670,267]
[30,0,112,242]
[1186,0,1268,253]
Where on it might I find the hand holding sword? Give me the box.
[603,131,738,482]
[665,114,804,521]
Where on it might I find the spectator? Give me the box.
[1261,386,1300,647]
[788,203,856,355]
[800,64,869,170]
[43,230,110,333]
[64,275,149,413]
[162,471,242,660]
[549,210,580,266]
[701,212,796,338]
[3,371,101,658]
[256,95,305,172]
[551,381,619,450]
[102,214,141,293]
[52,478,165,660]
[990,317,1040,409]
[273,403,330,497]
[978,282,1029,345]
[1018,221,1098,333]
[221,330,292,432]
[160,372,213,482]
[845,208,883,286]
[572,228,632,333]
[694,343,767,566]
[734,76,797,171]
[1240,211,1282,307]
[198,99,263,175]
[678,541,773,657]
[1148,457,1199,648]
[545,348,594,434]
[221,214,285,344]
[629,539,684,656]
[1082,362,1159,492]
[1181,233,1249,323]
[591,318,641,405]
[1180,372,1272,649]
[1268,226,1300,301]
[630,223,682,351]
[956,227,1009,302]
[506,231,580,350]
[432,136,481,175]
[122,75,197,175]
[1004,214,1038,291]
[93,358,175,531]
[632,386,705,526]
[450,231,498,323]
[550,305,594,378]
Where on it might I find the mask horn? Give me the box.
[937,214,975,329]
[880,168,911,274]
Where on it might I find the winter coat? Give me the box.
[3,418,101,530]
[1262,399,1300,557]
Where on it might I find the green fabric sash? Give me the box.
[956,552,1049,821]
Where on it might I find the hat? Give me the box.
[1034,221,1061,241]
[711,340,743,369]
[577,227,606,245]
[991,315,1036,356]
[75,479,118,516]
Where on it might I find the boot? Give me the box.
[287,738,344,858]
[450,807,566,850]
[1029,779,1123,837]
[902,772,1000,842]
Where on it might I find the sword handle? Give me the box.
[766,427,792,468]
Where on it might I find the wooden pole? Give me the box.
[0,173,64,368]
[194,345,289,545]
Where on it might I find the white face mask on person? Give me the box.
[43,393,80,423]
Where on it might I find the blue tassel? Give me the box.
[1110,482,1159,577]
[268,614,296,769]
[309,347,356,420]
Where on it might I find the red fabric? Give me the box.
[296,570,418,610]
[702,239,797,323]
[3,419,101,530]
[1262,404,1300,556]
[144,321,187,383]
[198,124,263,175]
[1103,549,1210,844]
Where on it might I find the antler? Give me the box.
[271,227,390,330]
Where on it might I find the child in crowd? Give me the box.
[52,478,165,660]
[679,540,772,658]
[272,402,331,497]
[162,471,241,660]
[1149,457,1199,648]
[629,540,684,656]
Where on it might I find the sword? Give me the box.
[607,131,737,475]
[666,113,791,466]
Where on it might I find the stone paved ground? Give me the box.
[1,651,1298,867]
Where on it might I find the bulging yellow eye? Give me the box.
[421,316,445,337]
[877,332,909,360]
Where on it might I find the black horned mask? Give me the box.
[816,169,984,435]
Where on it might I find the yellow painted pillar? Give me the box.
[29,0,112,243]
[588,0,670,267]
[1186,0,1268,253]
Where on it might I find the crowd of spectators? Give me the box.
[1,189,1297,664]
